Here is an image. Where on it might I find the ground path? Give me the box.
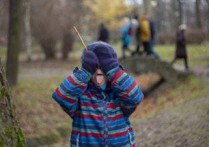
[17,60,209,147]
[133,66,209,147]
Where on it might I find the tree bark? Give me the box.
[177,0,184,25]
[62,31,74,60]
[205,0,209,5]
[6,0,23,86]
[143,0,149,14]
[40,39,56,60]
[0,61,25,147]
[195,0,202,29]
[205,0,209,39]
[23,0,32,61]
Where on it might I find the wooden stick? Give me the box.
[73,26,88,51]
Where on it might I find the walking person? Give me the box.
[139,14,151,55]
[52,41,144,146]
[120,17,132,59]
[148,18,160,59]
[132,15,142,56]
[98,22,109,43]
[171,24,189,70]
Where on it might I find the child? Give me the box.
[52,41,144,146]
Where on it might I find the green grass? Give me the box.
[1,42,209,68]
[131,74,209,124]
[155,42,209,67]
[13,77,71,138]
[0,46,6,60]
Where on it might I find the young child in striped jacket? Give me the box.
[52,41,143,146]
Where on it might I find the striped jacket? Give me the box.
[52,67,143,147]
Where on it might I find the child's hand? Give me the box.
[82,51,99,75]
[94,46,119,74]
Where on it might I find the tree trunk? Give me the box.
[23,0,32,61]
[40,39,56,60]
[195,0,202,29]
[143,0,149,14]
[62,32,74,60]
[178,0,182,25]
[0,61,25,147]
[205,0,209,39]
[177,0,186,25]
[6,0,23,86]
[171,0,179,29]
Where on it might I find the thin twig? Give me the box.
[73,26,88,51]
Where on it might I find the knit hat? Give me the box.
[85,41,119,73]
[86,41,117,58]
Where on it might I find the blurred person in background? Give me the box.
[171,24,189,70]
[52,41,143,146]
[148,15,160,59]
[120,17,132,59]
[131,14,142,56]
[139,13,151,55]
[98,22,109,43]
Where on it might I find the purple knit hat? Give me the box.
[83,41,119,72]
[86,41,117,58]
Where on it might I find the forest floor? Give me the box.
[13,59,209,147]
[133,67,209,147]
[1,43,209,146]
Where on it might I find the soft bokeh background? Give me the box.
[0,0,209,146]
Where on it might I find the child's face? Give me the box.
[92,69,106,86]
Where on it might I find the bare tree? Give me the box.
[195,0,202,29]
[206,0,209,38]
[177,0,185,25]
[6,0,23,86]
[23,0,32,61]
[0,0,8,36]
[205,0,209,5]
[31,0,83,60]
[31,0,62,59]
[143,0,150,13]
[61,1,82,60]
[0,61,25,146]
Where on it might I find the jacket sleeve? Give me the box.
[52,67,91,118]
[107,66,144,117]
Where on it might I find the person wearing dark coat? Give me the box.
[171,24,189,69]
[148,20,160,59]
[98,22,109,43]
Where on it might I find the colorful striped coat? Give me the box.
[52,67,143,146]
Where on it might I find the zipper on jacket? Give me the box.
[128,130,133,145]
[76,134,80,147]
[102,98,108,147]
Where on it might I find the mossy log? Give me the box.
[120,56,191,83]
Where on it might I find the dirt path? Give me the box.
[134,95,209,147]
[133,67,209,147]
[18,61,209,147]
[18,60,75,80]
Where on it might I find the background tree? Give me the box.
[177,0,185,25]
[6,0,23,86]
[0,61,25,146]
[205,0,209,38]
[84,0,132,29]
[61,0,82,60]
[23,0,32,61]
[195,0,202,29]
[31,0,83,60]
[0,0,8,38]
[143,0,150,14]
